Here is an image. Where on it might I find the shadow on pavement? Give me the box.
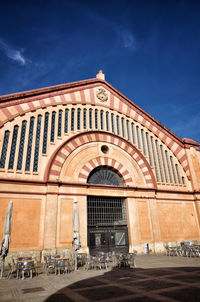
[44,266,200,302]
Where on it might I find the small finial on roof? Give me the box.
[96,70,105,80]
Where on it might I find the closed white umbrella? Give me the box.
[0,201,13,278]
[72,201,81,270]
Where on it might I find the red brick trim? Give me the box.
[57,151,66,159]
[126,106,131,118]
[110,93,114,110]
[0,80,190,174]
[15,104,25,115]
[60,94,67,104]
[1,108,14,121]
[118,101,123,113]
[80,90,86,105]
[39,99,46,109]
[78,156,132,185]
[50,96,57,106]
[45,131,157,188]
[0,77,187,147]
[89,88,95,105]
[27,102,36,112]
[70,92,76,105]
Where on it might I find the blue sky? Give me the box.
[0,0,200,142]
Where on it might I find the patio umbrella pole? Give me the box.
[0,257,5,279]
[74,251,77,271]
[0,201,13,279]
[72,201,81,271]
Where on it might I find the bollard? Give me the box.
[144,243,149,254]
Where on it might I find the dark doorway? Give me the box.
[87,196,129,254]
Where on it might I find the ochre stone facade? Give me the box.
[0,71,200,260]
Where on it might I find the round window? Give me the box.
[101,145,109,154]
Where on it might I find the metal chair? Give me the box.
[127,253,136,268]
[115,253,129,268]
[45,258,56,275]
[17,261,36,280]
[55,259,69,275]
[7,259,17,279]
[84,256,95,270]
[77,253,87,267]
[95,255,108,270]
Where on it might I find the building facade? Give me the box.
[0,71,200,260]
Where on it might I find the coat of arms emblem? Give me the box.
[96,88,108,102]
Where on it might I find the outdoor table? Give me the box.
[53,258,69,275]
[166,247,178,256]
[17,257,32,261]
[45,257,69,275]
[16,259,35,280]
[116,253,129,268]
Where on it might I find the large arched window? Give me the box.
[87,166,123,186]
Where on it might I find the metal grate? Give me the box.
[17,120,27,170]
[87,167,123,186]
[21,287,45,294]
[42,112,49,154]
[25,117,35,171]
[0,130,10,169]
[8,125,19,170]
[87,196,127,227]
[33,115,42,172]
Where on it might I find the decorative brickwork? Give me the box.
[47,131,157,188]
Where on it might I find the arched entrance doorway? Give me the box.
[87,167,129,254]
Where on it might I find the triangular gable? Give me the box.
[0,76,197,181]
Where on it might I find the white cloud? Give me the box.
[0,39,26,65]
[116,27,137,50]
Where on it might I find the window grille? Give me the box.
[126,120,130,140]
[65,109,69,133]
[95,109,98,129]
[33,115,42,172]
[77,108,81,130]
[121,117,125,137]
[50,111,56,142]
[8,125,19,170]
[170,156,177,184]
[136,126,141,149]
[141,129,146,155]
[160,145,168,183]
[17,120,27,170]
[175,164,181,184]
[155,140,164,182]
[131,123,135,144]
[151,136,159,181]
[89,109,92,129]
[0,130,10,169]
[111,113,115,133]
[100,110,104,130]
[87,167,123,186]
[165,151,173,183]
[42,112,49,154]
[87,196,127,227]
[25,117,35,171]
[71,108,75,131]
[83,108,87,129]
[58,109,63,136]
[116,116,120,135]
[146,133,153,167]
[106,112,109,131]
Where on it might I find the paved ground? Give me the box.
[0,254,200,302]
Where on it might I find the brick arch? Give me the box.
[45,131,157,188]
[78,157,132,185]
